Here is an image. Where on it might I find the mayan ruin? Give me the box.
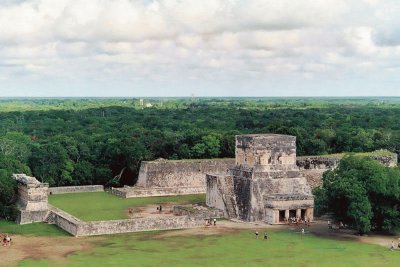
[206,134,314,224]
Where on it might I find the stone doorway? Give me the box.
[279,210,285,222]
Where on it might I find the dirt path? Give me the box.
[0,235,95,267]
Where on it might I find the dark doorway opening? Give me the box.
[301,209,306,219]
[289,210,296,218]
[279,210,285,222]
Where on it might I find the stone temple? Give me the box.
[206,134,314,224]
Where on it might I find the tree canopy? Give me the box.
[314,156,400,234]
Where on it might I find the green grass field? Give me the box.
[17,228,400,267]
[48,192,205,221]
[0,220,68,237]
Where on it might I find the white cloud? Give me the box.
[0,0,400,96]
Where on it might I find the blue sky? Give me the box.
[1,0,400,97]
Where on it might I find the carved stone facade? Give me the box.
[206,134,314,224]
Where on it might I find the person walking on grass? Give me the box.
[264,232,268,240]
[255,231,259,239]
[390,241,394,251]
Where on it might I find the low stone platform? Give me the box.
[48,185,104,195]
[111,186,205,198]
[45,204,211,237]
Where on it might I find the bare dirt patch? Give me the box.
[304,220,400,249]
[0,235,96,267]
[126,203,177,219]
[155,219,277,239]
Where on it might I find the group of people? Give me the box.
[205,218,217,226]
[2,234,11,247]
[254,231,268,240]
[286,216,311,226]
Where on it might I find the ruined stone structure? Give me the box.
[297,152,397,188]
[112,158,233,198]
[13,174,220,236]
[13,174,49,224]
[113,150,397,198]
[206,134,314,224]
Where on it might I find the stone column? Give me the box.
[274,210,279,224]
[306,208,314,221]
[285,210,289,220]
[296,209,301,218]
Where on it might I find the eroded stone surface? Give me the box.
[13,174,49,224]
[207,134,314,224]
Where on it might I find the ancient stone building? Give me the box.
[13,174,49,224]
[206,134,314,224]
[112,158,233,198]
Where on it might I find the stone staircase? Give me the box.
[218,176,238,218]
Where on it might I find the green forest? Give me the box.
[1,97,400,188]
[1,97,400,223]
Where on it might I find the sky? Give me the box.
[0,0,400,97]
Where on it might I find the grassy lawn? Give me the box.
[48,192,205,221]
[17,229,400,267]
[0,220,68,237]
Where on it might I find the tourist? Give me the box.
[6,235,11,247]
[159,205,162,212]
[398,238,400,249]
[263,232,268,240]
[390,241,394,251]
[3,234,10,247]
[301,228,305,235]
[213,218,217,226]
[328,220,331,229]
[255,231,259,239]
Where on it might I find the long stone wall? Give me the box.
[112,186,205,198]
[48,185,104,195]
[137,158,234,188]
[77,216,204,237]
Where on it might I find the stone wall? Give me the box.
[46,205,82,236]
[172,205,225,219]
[48,185,104,195]
[136,158,233,188]
[112,186,205,198]
[46,204,206,237]
[17,210,49,224]
[76,216,205,237]
[297,152,397,189]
